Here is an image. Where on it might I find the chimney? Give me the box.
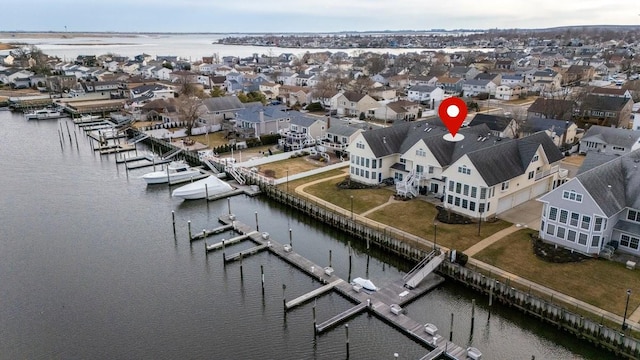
[326,115,331,129]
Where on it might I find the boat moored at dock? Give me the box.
[25,108,66,120]
[171,175,234,200]
[141,160,202,184]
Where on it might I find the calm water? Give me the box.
[0,111,614,359]
[0,34,489,61]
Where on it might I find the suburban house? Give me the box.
[140,98,179,123]
[317,123,364,155]
[468,113,518,138]
[579,125,640,155]
[198,96,245,125]
[279,113,326,151]
[520,117,578,147]
[495,84,525,100]
[448,66,479,80]
[233,104,292,137]
[345,120,565,219]
[462,79,497,97]
[526,69,562,92]
[527,98,576,121]
[579,95,634,128]
[368,86,397,101]
[331,91,379,117]
[563,65,595,86]
[129,84,175,102]
[590,87,632,99]
[436,76,465,95]
[407,85,444,108]
[538,149,640,256]
[259,81,281,100]
[441,131,565,219]
[409,75,438,87]
[474,72,502,86]
[500,74,524,86]
[374,100,420,122]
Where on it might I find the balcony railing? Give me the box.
[535,165,559,181]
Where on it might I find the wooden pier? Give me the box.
[204,231,258,250]
[190,224,235,242]
[213,214,475,360]
[285,279,344,310]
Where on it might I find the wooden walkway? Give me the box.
[285,279,344,310]
[215,214,475,360]
[204,231,256,250]
[190,224,234,242]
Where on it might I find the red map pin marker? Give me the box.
[438,97,468,141]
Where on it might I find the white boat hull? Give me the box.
[142,169,202,184]
[172,176,234,200]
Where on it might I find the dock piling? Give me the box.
[282,284,286,311]
[222,240,226,262]
[205,183,209,200]
[187,221,192,241]
[289,228,292,247]
[329,250,332,268]
[239,252,243,279]
[227,197,231,214]
[471,299,476,332]
[345,324,350,359]
[255,212,259,231]
[449,313,454,342]
[260,265,264,293]
[313,304,317,334]
[171,211,176,236]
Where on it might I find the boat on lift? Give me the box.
[141,160,201,184]
[171,175,234,200]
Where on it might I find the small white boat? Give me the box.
[141,161,201,184]
[171,175,234,200]
[351,277,378,292]
[25,108,65,120]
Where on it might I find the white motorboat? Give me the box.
[351,277,378,292]
[25,108,65,120]
[141,161,202,184]
[171,175,234,200]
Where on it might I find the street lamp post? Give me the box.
[477,209,483,237]
[623,289,632,331]
[350,195,354,220]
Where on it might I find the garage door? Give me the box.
[496,181,551,214]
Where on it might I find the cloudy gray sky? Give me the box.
[2,0,639,33]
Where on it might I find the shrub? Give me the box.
[306,102,324,112]
[359,112,366,120]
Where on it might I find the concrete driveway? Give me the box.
[497,198,543,229]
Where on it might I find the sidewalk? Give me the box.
[293,178,640,332]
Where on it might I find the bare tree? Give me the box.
[312,75,338,102]
[177,95,205,136]
[349,75,374,93]
[364,54,386,75]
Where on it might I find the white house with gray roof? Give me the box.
[538,149,640,256]
[198,96,245,125]
[233,104,292,138]
[579,125,640,155]
[318,124,364,154]
[279,113,326,151]
[345,120,566,218]
[407,85,444,108]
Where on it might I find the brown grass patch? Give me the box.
[258,156,329,179]
[302,175,395,214]
[367,200,512,251]
[475,229,640,316]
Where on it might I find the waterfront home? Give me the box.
[538,149,640,256]
[579,125,640,155]
[331,91,378,117]
[318,123,364,155]
[345,120,565,218]
[279,113,326,151]
[233,104,292,138]
[198,96,245,126]
[129,84,175,101]
[140,98,179,123]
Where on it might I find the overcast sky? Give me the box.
[2,0,639,33]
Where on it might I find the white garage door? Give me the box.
[496,181,551,214]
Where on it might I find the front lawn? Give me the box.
[475,229,640,316]
[303,175,395,215]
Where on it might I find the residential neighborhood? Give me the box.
[2,27,640,262]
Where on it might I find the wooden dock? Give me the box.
[214,214,476,360]
[190,224,235,242]
[285,279,344,310]
[204,231,258,251]
[96,143,136,154]
[223,244,270,262]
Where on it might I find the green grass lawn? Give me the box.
[303,175,395,214]
[366,200,512,251]
[475,229,640,317]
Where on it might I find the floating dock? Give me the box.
[211,214,475,360]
